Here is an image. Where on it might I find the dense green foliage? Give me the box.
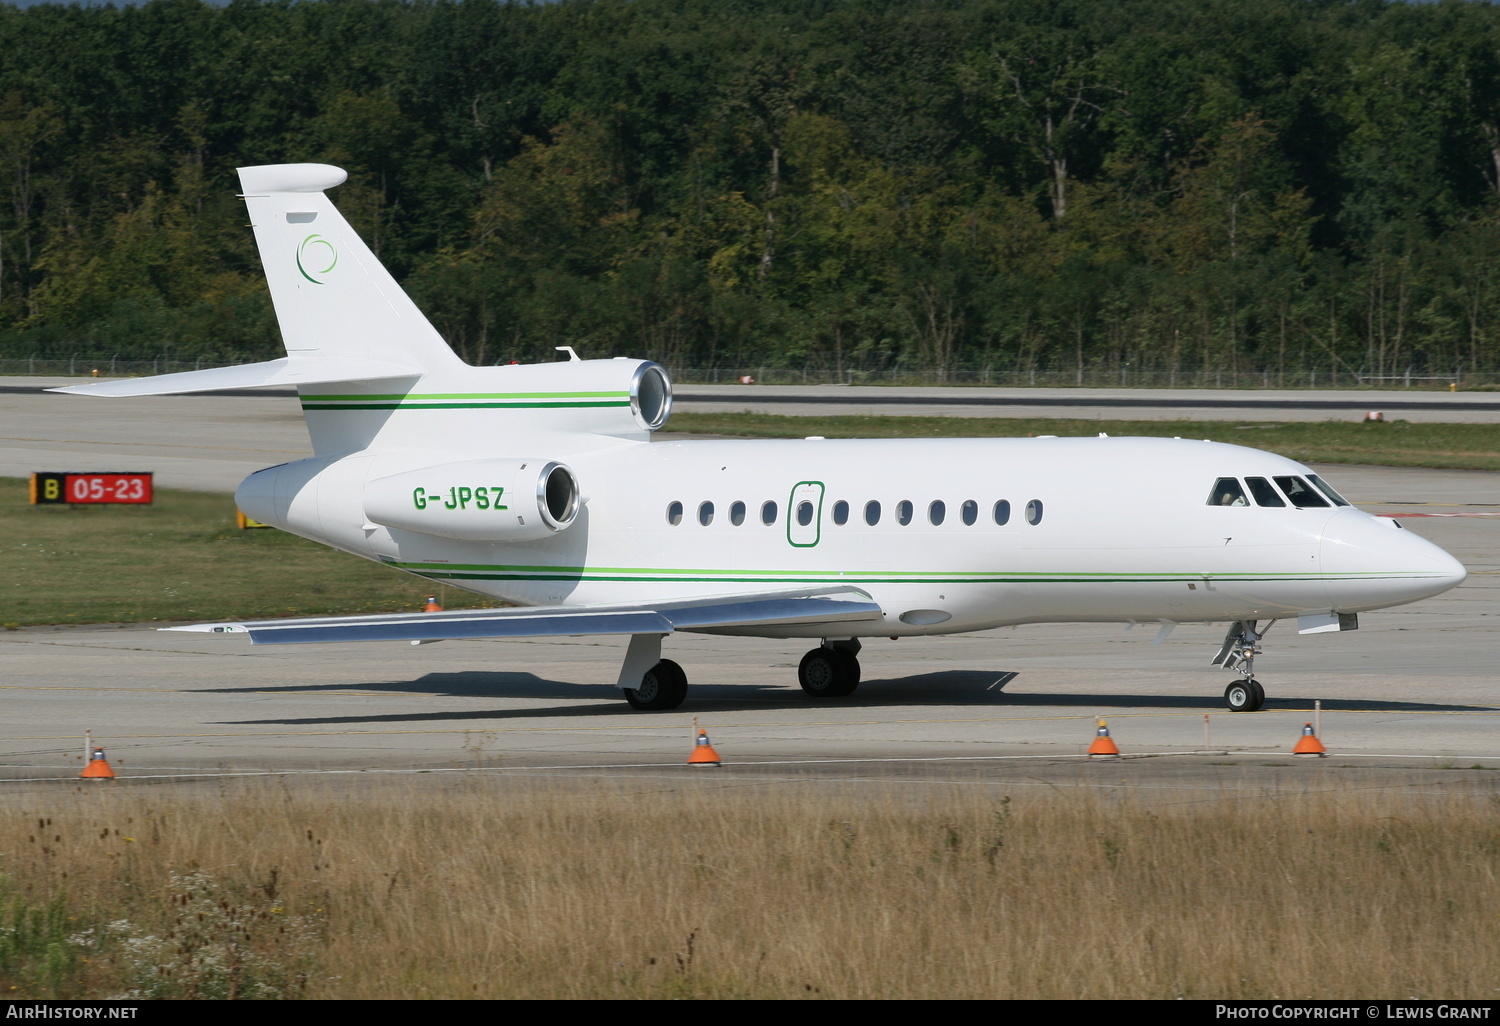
[4,0,1500,382]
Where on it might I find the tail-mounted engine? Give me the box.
[364,459,581,541]
[298,358,673,456]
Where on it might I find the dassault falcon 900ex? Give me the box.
[55,164,1467,712]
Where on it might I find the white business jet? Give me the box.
[55,164,1468,712]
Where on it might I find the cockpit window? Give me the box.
[1245,477,1285,507]
[1208,478,1249,506]
[1306,474,1351,507]
[1274,476,1330,508]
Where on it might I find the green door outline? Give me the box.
[787,481,824,547]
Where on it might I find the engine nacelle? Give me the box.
[364,458,581,542]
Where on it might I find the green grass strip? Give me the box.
[667,413,1500,472]
[0,481,494,628]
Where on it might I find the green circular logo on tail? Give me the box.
[296,234,338,284]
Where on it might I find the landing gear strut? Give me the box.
[623,658,688,710]
[1212,620,1272,712]
[798,640,861,698]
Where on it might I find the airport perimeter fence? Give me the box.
[2,355,1493,390]
[662,364,1494,390]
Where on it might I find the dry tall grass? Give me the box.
[2,776,1497,999]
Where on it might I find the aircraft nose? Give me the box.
[1319,510,1467,610]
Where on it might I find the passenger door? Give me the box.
[787,481,824,548]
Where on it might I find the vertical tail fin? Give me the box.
[56,164,667,459]
[237,164,462,374]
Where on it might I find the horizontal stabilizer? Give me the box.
[163,588,883,645]
[48,357,421,397]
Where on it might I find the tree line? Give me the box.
[3,0,1500,384]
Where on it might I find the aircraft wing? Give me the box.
[161,587,884,645]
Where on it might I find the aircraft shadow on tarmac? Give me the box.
[212,669,1497,726]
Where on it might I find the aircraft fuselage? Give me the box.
[239,434,1465,640]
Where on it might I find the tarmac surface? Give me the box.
[1,377,1497,792]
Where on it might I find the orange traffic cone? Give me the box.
[1292,722,1327,758]
[424,595,442,612]
[1087,719,1121,758]
[81,746,115,780]
[687,718,722,767]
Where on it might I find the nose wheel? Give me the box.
[1224,678,1265,713]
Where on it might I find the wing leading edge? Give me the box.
[162,587,884,645]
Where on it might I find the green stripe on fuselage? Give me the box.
[302,400,632,411]
[300,389,632,412]
[300,390,630,401]
[380,560,1438,586]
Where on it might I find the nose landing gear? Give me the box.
[1213,620,1273,712]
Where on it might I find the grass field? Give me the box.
[1,776,1496,1000]
[670,413,1500,471]
[0,479,492,627]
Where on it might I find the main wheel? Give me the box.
[1224,678,1265,712]
[623,658,688,710]
[798,648,860,698]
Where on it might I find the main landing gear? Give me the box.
[622,658,688,710]
[1213,620,1273,712]
[798,640,862,699]
[620,640,866,710]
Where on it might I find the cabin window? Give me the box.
[993,500,1011,526]
[929,500,946,525]
[1245,477,1285,507]
[698,501,715,526]
[897,500,914,526]
[832,500,849,525]
[730,500,746,525]
[667,501,683,526]
[1274,476,1330,508]
[796,500,815,526]
[761,500,778,525]
[1307,474,1351,506]
[1025,499,1044,525]
[865,500,882,526]
[1208,478,1249,506]
[961,499,978,526]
